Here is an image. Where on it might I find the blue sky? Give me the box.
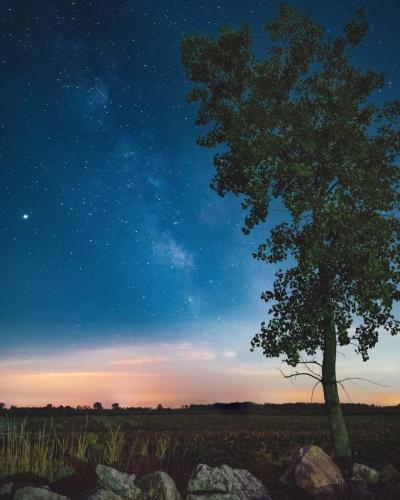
[1,0,399,405]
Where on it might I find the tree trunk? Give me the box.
[322,314,353,474]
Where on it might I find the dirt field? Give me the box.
[0,409,399,497]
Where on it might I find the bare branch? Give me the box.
[300,359,322,367]
[347,342,359,348]
[337,377,389,388]
[298,357,322,378]
[338,381,352,403]
[278,368,321,382]
[310,380,321,403]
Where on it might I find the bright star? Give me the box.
[22,214,29,220]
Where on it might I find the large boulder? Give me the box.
[95,465,143,499]
[351,463,379,485]
[280,445,347,499]
[13,487,70,500]
[136,471,181,500]
[379,463,400,484]
[0,483,14,497]
[380,463,400,500]
[186,463,272,499]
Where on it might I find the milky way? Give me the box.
[1,0,400,359]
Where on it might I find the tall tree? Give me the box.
[181,3,400,467]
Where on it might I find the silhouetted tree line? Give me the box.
[188,402,400,415]
[0,401,399,416]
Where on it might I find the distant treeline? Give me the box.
[0,401,399,416]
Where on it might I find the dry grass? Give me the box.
[104,424,125,465]
[0,416,128,481]
[0,417,74,481]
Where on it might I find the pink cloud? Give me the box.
[1,330,399,407]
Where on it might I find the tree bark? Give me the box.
[321,308,353,473]
[318,259,352,473]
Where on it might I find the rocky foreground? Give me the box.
[0,445,399,499]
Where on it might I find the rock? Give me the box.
[379,463,400,485]
[87,489,124,500]
[136,471,181,500]
[0,483,14,496]
[351,463,379,485]
[348,480,374,500]
[187,463,272,499]
[13,487,70,500]
[95,465,143,499]
[280,445,347,499]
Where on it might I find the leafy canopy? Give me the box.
[181,4,400,365]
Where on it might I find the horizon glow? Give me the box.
[1,325,399,408]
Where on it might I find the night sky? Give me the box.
[1,0,400,407]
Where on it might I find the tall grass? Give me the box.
[0,416,74,481]
[0,417,131,482]
[0,416,181,484]
[154,433,170,461]
[104,424,125,465]
[124,431,176,472]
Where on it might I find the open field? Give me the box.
[1,409,399,497]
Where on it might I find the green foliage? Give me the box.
[181,3,400,366]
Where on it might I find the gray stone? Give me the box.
[351,463,379,485]
[380,463,400,485]
[187,464,272,500]
[280,445,347,499]
[95,465,143,499]
[88,489,124,500]
[13,487,70,500]
[0,483,14,496]
[137,471,181,500]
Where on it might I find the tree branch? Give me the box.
[310,380,321,403]
[338,381,352,403]
[298,357,322,378]
[337,377,389,387]
[278,368,321,383]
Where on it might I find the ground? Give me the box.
[0,408,399,497]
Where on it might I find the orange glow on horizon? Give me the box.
[1,338,399,408]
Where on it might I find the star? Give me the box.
[22,214,29,220]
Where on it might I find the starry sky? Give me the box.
[1,0,400,407]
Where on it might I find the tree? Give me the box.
[93,401,103,411]
[0,402,5,411]
[111,402,121,411]
[181,3,400,468]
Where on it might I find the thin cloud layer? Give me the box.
[1,330,398,408]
